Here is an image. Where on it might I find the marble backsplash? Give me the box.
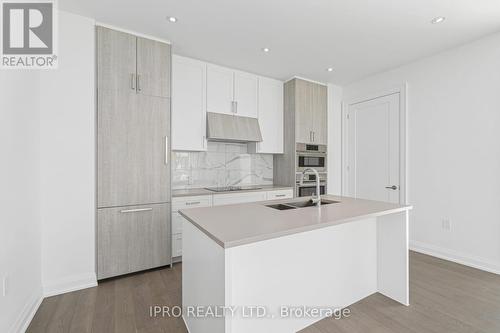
[172,142,273,189]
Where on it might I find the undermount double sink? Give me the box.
[266,199,339,210]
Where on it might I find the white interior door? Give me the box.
[346,93,401,203]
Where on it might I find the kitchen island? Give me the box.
[180,195,412,333]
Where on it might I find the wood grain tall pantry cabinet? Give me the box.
[96,26,172,279]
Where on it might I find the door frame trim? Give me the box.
[341,83,408,204]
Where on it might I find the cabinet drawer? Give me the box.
[266,189,293,200]
[97,203,171,279]
[172,195,212,211]
[212,191,267,206]
[172,234,182,257]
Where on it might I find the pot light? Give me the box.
[327,67,334,72]
[431,16,445,24]
[262,47,270,53]
[167,16,177,23]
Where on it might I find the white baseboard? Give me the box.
[9,288,43,333]
[410,240,500,275]
[43,272,97,297]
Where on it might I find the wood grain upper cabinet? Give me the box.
[97,26,136,93]
[233,70,258,118]
[172,55,207,151]
[295,79,314,144]
[294,79,327,144]
[312,83,327,144]
[206,64,234,114]
[97,203,171,279]
[136,37,171,98]
[254,77,284,153]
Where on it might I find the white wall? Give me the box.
[0,72,43,332]
[342,31,500,273]
[39,11,97,296]
[327,84,343,195]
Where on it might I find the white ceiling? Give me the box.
[61,0,500,84]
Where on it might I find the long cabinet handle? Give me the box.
[120,208,153,213]
[165,136,169,165]
[130,73,136,90]
[186,201,201,205]
[313,131,315,142]
[137,74,142,92]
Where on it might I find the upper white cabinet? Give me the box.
[207,65,259,118]
[172,56,284,152]
[172,55,207,151]
[253,77,284,154]
[233,71,259,118]
[206,64,235,115]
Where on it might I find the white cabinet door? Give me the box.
[206,64,234,115]
[255,77,283,153]
[234,71,259,118]
[172,55,207,151]
[172,233,182,257]
[171,195,213,259]
[212,191,267,206]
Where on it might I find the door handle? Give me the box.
[137,74,142,92]
[120,208,153,213]
[385,185,398,190]
[130,73,136,90]
[165,136,169,165]
[313,131,315,142]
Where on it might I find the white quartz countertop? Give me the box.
[179,195,412,248]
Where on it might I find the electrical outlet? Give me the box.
[2,275,7,297]
[441,219,451,231]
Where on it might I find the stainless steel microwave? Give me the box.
[296,143,327,172]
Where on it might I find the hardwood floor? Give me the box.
[28,251,500,333]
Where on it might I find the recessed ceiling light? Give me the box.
[167,16,177,23]
[262,47,270,53]
[431,16,445,24]
[327,67,334,72]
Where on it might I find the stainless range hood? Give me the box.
[206,112,263,143]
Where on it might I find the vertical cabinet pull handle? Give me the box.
[235,101,238,114]
[165,136,169,165]
[313,131,315,142]
[137,74,141,92]
[131,73,136,90]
